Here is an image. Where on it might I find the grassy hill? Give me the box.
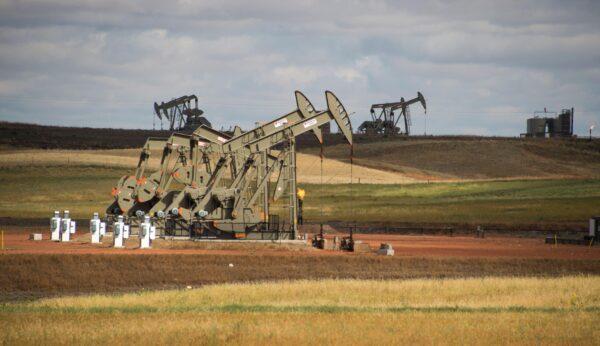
[1,122,599,228]
[1,164,598,230]
[301,137,600,180]
[0,121,171,149]
[3,121,599,181]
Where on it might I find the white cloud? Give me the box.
[0,0,598,135]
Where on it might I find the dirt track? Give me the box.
[2,228,599,260]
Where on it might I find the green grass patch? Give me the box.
[301,179,600,224]
[0,165,123,219]
[1,165,599,225]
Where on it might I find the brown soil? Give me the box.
[2,228,598,259]
[2,228,598,301]
[1,228,598,259]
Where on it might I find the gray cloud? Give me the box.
[0,0,599,135]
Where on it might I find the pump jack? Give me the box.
[107,90,353,240]
[358,92,426,135]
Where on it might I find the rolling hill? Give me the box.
[301,136,600,181]
[2,121,599,181]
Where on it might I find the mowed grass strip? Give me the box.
[1,165,599,225]
[1,277,599,345]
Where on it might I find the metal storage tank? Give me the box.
[527,117,548,137]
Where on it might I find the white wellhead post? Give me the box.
[90,212,101,244]
[100,222,106,237]
[140,215,151,249]
[51,211,61,242]
[61,210,71,242]
[113,215,125,248]
[123,224,130,239]
[70,220,76,234]
[150,225,156,242]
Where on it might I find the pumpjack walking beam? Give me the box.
[211,91,324,155]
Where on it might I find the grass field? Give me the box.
[1,277,599,344]
[0,149,415,184]
[1,165,599,227]
[303,179,600,225]
[1,135,599,345]
[302,137,600,180]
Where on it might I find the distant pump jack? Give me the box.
[358,92,427,136]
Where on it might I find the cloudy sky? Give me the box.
[0,0,599,136]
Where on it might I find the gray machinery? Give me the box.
[358,92,426,135]
[107,90,353,240]
[154,95,212,132]
[525,108,574,138]
[162,90,352,239]
[107,126,235,219]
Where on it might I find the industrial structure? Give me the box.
[524,108,574,138]
[545,216,599,246]
[154,95,211,132]
[358,92,426,135]
[109,90,353,240]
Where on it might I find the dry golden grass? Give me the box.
[0,149,153,169]
[2,311,598,345]
[303,138,600,180]
[1,277,599,345]
[21,276,600,310]
[0,149,417,184]
[295,152,416,184]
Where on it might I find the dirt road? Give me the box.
[3,228,598,260]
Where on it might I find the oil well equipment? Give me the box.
[108,90,353,240]
[154,94,211,132]
[523,108,574,138]
[358,92,426,135]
